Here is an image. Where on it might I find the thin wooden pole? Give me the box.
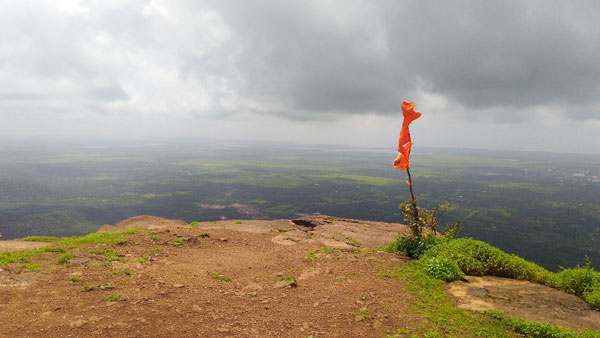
[406,167,420,225]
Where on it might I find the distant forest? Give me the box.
[1,141,599,271]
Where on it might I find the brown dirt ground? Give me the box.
[0,216,426,338]
[1,215,599,337]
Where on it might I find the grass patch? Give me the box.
[20,262,41,271]
[209,272,231,282]
[58,252,76,264]
[98,282,114,290]
[386,265,519,337]
[107,293,121,302]
[279,275,298,283]
[88,249,126,268]
[386,237,600,308]
[485,310,600,338]
[19,236,58,242]
[305,251,318,262]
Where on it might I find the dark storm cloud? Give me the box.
[190,0,600,120]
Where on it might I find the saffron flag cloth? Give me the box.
[393,101,421,170]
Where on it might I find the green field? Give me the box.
[1,142,599,271]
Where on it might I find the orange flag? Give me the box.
[393,101,421,170]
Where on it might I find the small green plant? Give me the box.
[190,221,198,229]
[107,293,121,302]
[134,256,148,264]
[247,292,257,297]
[305,251,317,262]
[319,246,334,254]
[99,282,114,290]
[173,238,184,248]
[345,238,361,247]
[280,275,298,283]
[148,248,161,256]
[209,272,231,282]
[148,234,160,241]
[354,306,370,320]
[113,269,132,275]
[58,252,76,264]
[82,285,94,292]
[276,228,289,232]
[69,276,81,284]
[235,221,243,224]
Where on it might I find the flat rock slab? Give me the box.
[97,215,189,232]
[447,275,600,331]
[0,241,52,252]
[97,215,410,250]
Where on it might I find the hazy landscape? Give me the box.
[1,141,598,271]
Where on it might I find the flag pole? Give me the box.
[406,167,419,222]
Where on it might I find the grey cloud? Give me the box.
[1,0,599,134]
[186,0,600,120]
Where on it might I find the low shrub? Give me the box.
[388,236,600,309]
[419,255,464,282]
[420,238,550,283]
[584,288,600,308]
[551,265,599,297]
[385,234,446,259]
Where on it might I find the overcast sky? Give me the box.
[1,1,599,153]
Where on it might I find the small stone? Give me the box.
[354,315,366,322]
[372,320,384,330]
[272,280,297,288]
[111,261,128,270]
[173,284,185,288]
[88,316,102,322]
[242,282,263,291]
[70,320,86,328]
